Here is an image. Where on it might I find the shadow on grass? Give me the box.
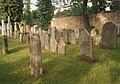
[41,55,94,84]
[9,45,28,54]
[0,56,37,84]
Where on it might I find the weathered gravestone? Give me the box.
[1,20,8,54]
[91,28,97,37]
[68,30,76,45]
[30,35,42,78]
[62,29,68,44]
[80,28,93,59]
[50,36,58,53]
[7,16,10,37]
[100,22,117,49]
[55,29,62,42]
[58,37,66,55]
[41,30,46,49]
[44,33,50,51]
[74,29,80,39]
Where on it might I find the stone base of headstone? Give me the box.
[30,35,42,78]
[2,35,8,54]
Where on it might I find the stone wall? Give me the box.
[51,11,120,30]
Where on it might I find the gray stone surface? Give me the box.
[58,37,66,55]
[74,29,80,39]
[30,35,42,78]
[50,36,58,53]
[62,29,68,44]
[44,33,50,51]
[80,28,93,59]
[100,22,117,49]
[68,31,76,45]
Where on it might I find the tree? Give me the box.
[37,0,54,30]
[0,0,23,24]
[23,0,32,25]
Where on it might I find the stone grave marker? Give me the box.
[30,35,42,78]
[58,37,66,55]
[50,36,58,53]
[44,33,50,51]
[100,22,117,49]
[74,29,80,39]
[80,28,93,59]
[62,29,68,44]
[68,31,76,44]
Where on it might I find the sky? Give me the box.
[30,0,110,11]
[30,0,37,11]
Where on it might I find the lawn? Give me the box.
[0,35,120,84]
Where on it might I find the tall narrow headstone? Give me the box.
[68,31,76,45]
[58,37,66,55]
[100,22,117,49]
[80,28,93,59]
[74,29,80,39]
[62,29,68,44]
[1,20,8,54]
[30,35,42,78]
[7,16,10,37]
[50,36,58,53]
[44,33,50,51]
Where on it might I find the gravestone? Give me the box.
[80,28,93,59]
[55,29,62,42]
[50,36,58,53]
[74,29,80,39]
[30,35,42,78]
[7,16,10,37]
[51,27,56,37]
[62,29,68,44]
[58,37,66,55]
[41,30,46,49]
[68,31,76,45]
[44,33,50,51]
[100,22,117,49]
[1,20,8,54]
[91,28,97,37]
[10,25,13,38]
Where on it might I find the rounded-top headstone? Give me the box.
[100,22,117,49]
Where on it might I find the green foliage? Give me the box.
[110,1,120,11]
[37,0,54,30]
[0,0,23,23]
[23,0,32,25]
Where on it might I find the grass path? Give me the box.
[0,35,120,84]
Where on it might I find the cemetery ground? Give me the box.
[0,35,120,84]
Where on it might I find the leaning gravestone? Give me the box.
[80,28,93,59]
[30,35,42,78]
[58,37,66,55]
[100,22,117,49]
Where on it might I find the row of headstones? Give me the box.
[29,26,80,55]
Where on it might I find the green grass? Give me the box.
[0,35,120,84]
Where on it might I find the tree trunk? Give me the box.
[83,0,91,33]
